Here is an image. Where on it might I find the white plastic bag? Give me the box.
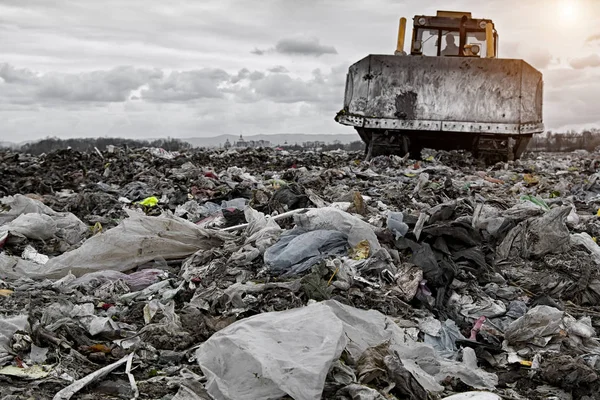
[195,300,497,400]
[0,210,233,279]
[293,207,381,251]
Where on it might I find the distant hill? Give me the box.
[0,141,19,149]
[180,134,359,148]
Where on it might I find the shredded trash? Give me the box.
[1,145,600,399]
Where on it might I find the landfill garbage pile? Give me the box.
[2,145,600,400]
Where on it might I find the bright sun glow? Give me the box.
[559,0,580,21]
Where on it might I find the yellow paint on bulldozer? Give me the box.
[436,10,472,18]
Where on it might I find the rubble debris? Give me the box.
[1,145,600,399]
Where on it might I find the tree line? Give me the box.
[528,129,600,152]
[4,130,599,156]
[6,136,192,155]
[1,136,366,155]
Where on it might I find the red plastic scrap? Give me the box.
[0,232,8,249]
[469,316,487,340]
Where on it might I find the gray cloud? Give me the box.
[2,0,600,141]
[0,64,161,103]
[230,68,265,84]
[0,62,347,108]
[248,74,315,103]
[268,65,289,73]
[570,54,600,70]
[141,68,230,102]
[39,67,162,102]
[526,49,553,69]
[0,64,38,84]
[253,37,337,57]
[274,38,337,56]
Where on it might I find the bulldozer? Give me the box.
[334,11,544,162]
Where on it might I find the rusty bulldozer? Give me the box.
[335,11,544,162]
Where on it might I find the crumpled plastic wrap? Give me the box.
[264,229,348,276]
[497,206,572,260]
[293,207,381,251]
[0,210,233,279]
[504,305,564,345]
[195,300,497,400]
[0,194,88,245]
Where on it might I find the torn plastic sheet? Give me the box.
[387,212,409,239]
[441,392,501,400]
[243,207,283,253]
[264,229,347,276]
[0,210,233,279]
[68,269,165,292]
[571,232,600,265]
[497,206,572,260]
[0,315,29,353]
[195,300,497,400]
[504,305,564,345]
[423,319,466,359]
[293,207,381,252]
[0,365,51,380]
[22,245,49,264]
[0,194,88,245]
[336,384,386,400]
[53,353,132,400]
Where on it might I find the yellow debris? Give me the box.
[351,240,370,260]
[91,222,103,235]
[519,360,532,367]
[353,191,366,215]
[327,267,339,286]
[137,196,159,207]
[523,174,539,185]
[0,289,13,297]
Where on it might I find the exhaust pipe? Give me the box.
[395,17,407,55]
[486,22,495,58]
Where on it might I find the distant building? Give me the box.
[303,141,325,149]
[234,135,271,149]
[224,139,232,149]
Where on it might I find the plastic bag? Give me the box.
[504,305,564,344]
[571,232,600,265]
[497,206,571,260]
[0,210,233,279]
[423,319,465,359]
[0,195,88,245]
[441,392,500,400]
[68,269,165,292]
[195,300,497,400]
[243,207,283,253]
[387,212,409,239]
[1,213,57,240]
[264,229,347,276]
[196,301,347,400]
[293,208,381,251]
[0,315,29,354]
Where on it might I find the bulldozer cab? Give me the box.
[409,11,498,58]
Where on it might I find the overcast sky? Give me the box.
[1,0,600,142]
